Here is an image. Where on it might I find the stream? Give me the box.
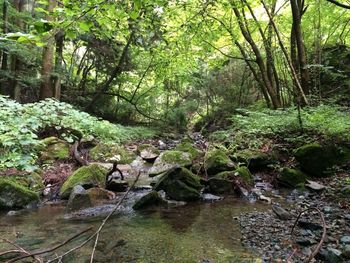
[0,157,268,262]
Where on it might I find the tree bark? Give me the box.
[40,0,56,100]
[53,30,64,99]
[290,0,310,95]
[0,0,9,95]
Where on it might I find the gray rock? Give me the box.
[67,185,92,212]
[132,191,165,210]
[201,193,223,202]
[106,179,128,192]
[326,248,342,263]
[207,177,234,194]
[343,245,350,259]
[341,186,350,196]
[341,236,350,244]
[272,205,292,220]
[149,151,192,176]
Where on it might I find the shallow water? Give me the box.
[0,196,266,263]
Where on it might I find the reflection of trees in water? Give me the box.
[159,204,201,232]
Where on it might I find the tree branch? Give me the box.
[325,0,350,9]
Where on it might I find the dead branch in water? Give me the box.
[6,227,93,263]
[290,207,326,263]
[1,238,43,263]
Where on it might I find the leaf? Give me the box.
[78,21,91,32]
[130,10,139,20]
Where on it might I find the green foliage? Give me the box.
[211,105,350,152]
[0,96,155,171]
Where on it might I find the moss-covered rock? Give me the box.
[154,167,202,201]
[207,178,234,194]
[11,172,44,192]
[39,137,70,163]
[215,171,236,180]
[233,149,273,171]
[175,141,202,160]
[279,168,308,187]
[0,178,39,209]
[60,164,107,199]
[132,191,165,210]
[90,143,135,164]
[295,143,350,177]
[137,144,160,162]
[149,150,192,176]
[204,149,235,176]
[234,166,254,185]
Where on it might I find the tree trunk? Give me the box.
[53,30,64,99]
[290,0,310,95]
[40,0,56,100]
[0,0,9,95]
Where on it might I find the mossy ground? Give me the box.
[90,143,135,164]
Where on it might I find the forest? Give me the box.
[0,0,350,262]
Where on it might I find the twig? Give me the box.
[1,239,43,263]
[290,207,326,263]
[89,171,140,263]
[6,227,93,263]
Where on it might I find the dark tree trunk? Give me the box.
[0,0,9,95]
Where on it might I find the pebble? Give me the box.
[341,235,350,244]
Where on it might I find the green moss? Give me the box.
[89,143,135,164]
[154,167,202,201]
[208,178,234,194]
[279,168,307,187]
[60,164,107,199]
[175,141,202,160]
[295,143,350,177]
[39,137,70,163]
[161,150,191,165]
[0,177,39,209]
[233,149,272,171]
[204,149,235,176]
[215,171,235,180]
[235,166,253,185]
[137,144,160,155]
[90,143,135,164]
[133,191,165,210]
[12,172,44,192]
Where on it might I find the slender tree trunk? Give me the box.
[290,0,310,95]
[40,0,56,99]
[53,30,64,99]
[0,0,9,95]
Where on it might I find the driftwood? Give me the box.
[290,207,327,263]
[5,227,93,263]
[71,140,89,166]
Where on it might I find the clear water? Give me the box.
[0,197,264,263]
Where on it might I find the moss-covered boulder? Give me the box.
[234,166,254,185]
[90,143,135,164]
[39,137,70,163]
[11,172,44,192]
[137,144,160,162]
[154,167,202,201]
[204,149,235,176]
[132,191,166,210]
[0,178,39,209]
[66,185,92,212]
[279,168,308,187]
[295,143,350,177]
[233,149,273,171]
[207,178,234,194]
[175,141,203,160]
[60,164,107,199]
[149,150,192,176]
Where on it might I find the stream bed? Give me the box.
[0,196,266,262]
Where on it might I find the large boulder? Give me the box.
[154,167,202,201]
[0,178,39,209]
[295,143,350,177]
[12,172,44,192]
[234,166,254,185]
[90,143,135,164]
[174,141,202,160]
[39,137,70,163]
[207,177,234,194]
[148,150,192,176]
[66,185,92,212]
[233,149,273,171]
[137,144,160,162]
[60,164,107,199]
[204,149,235,176]
[279,168,308,187]
[132,191,166,210]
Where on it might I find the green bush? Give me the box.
[0,96,156,171]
